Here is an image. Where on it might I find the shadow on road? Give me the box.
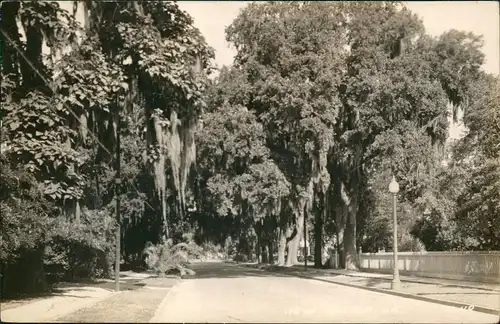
[182,262,343,280]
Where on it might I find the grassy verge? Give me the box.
[54,277,179,323]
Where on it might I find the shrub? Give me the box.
[224,237,237,259]
[0,151,116,297]
[0,160,59,296]
[142,233,202,276]
[45,209,116,282]
[200,241,225,260]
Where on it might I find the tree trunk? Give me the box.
[261,244,269,263]
[277,228,287,265]
[344,144,362,270]
[268,241,274,264]
[286,236,299,266]
[162,190,168,237]
[256,230,261,263]
[246,238,253,262]
[335,206,346,269]
[286,210,304,266]
[30,247,47,293]
[314,193,323,268]
[344,201,359,270]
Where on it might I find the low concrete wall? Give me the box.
[358,251,500,284]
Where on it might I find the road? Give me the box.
[150,262,499,323]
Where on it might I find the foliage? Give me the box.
[199,242,225,261]
[1,0,214,296]
[1,0,498,299]
[45,209,116,280]
[409,75,500,251]
[2,91,88,203]
[0,155,114,295]
[142,233,202,276]
[0,156,58,261]
[216,1,490,266]
[448,76,499,250]
[196,101,289,224]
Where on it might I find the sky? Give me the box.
[59,1,499,139]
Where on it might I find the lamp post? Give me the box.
[389,175,401,290]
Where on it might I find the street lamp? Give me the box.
[388,175,401,290]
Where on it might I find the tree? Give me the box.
[445,75,500,250]
[218,2,487,268]
[224,1,344,266]
[0,0,214,292]
[196,102,290,261]
[73,1,214,239]
[328,3,488,267]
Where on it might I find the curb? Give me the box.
[239,264,499,317]
[148,277,183,323]
[141,275,182,289]
[289,271,500,316]
[325,270,500,293]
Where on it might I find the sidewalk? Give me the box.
[307,267,500,292]
[56,277,179,323]
[242,263,500,315]
[0,271,180,323]
[1,285,114,322]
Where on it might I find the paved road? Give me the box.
[150,262,499,323]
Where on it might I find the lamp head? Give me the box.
[388,175,400,194]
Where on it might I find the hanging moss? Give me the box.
[152,112,169,236]
[166,111,182,206]
[179,119,197,217]
[150,108,199,237]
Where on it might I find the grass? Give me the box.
[55,277,179,323]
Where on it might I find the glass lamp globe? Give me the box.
[388,175,400,194]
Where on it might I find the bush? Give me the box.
[200,242,225,260]
[0,161,59,296]
[0,154,119,299]
[45,209,116,282]
[142,233,202,276]
[224,237,237,259]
